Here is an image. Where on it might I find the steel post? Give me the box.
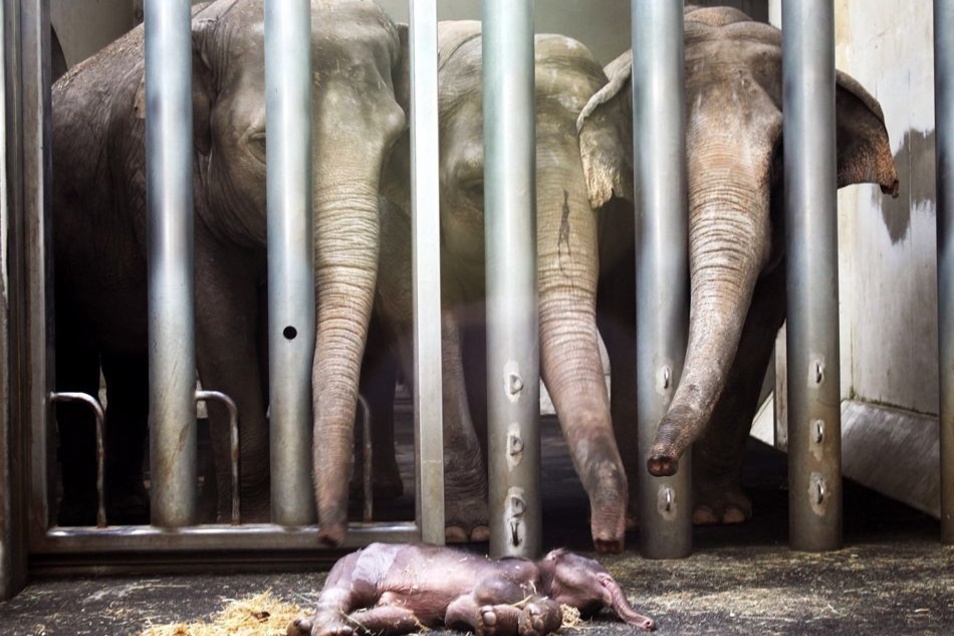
[631,0,691,559]
[482,0,540,559]
[782,0,842,552]
[935,0,954,545]
[145,0,198,528]
[5,0,52,598]
[408,0,445,545]
[265,0,316,527]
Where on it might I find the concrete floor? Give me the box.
[2,417,952,635]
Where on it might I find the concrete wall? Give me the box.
[51,0,768,70]
[767,0,937,416]
[834,1,937,416]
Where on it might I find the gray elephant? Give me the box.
[374,21,632,552]
[581,4,900,525]
[287,543,655,636]
[52,0,407,540]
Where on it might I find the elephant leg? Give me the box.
[440,308,490,543]
[100,350,150,524]
[693,263,787,525]
[195,237,270,523]
[596,199,639,530]
[596,278,638,528]
[353,310,403,501]
[344,605,426,635]
[54,335,101,526]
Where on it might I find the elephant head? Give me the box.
[383,21,634,553]
[188,0,406,542]
[579,6,899,479]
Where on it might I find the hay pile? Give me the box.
[140,592,302,636]
[140,592,587,635]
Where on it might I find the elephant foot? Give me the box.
[444,440,490,543]
[287,614,353,636]
[444,487,491,543]
[692,482,752,525]
[518,601,562,636]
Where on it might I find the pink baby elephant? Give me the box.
[288,542,655,636]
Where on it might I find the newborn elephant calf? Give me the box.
[288,543,655,635]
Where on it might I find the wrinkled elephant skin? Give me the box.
[287,543,655,636]
[376,21,633,552]
[52,0,407,537]
[583,4,899,526]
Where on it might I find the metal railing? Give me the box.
[3,0,954,601]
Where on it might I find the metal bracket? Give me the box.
[195,390,240,525]
[49,392,106,528]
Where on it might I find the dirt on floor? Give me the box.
[2,421,953,636]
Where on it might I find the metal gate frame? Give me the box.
[3,0,453,583]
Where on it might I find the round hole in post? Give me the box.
[283,326,298,340]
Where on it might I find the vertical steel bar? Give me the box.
[482,0,540,559]
[782,0,842,552]
[409,0,445,546]
[145,0,198,528]
[0,0,10,596]
[17,0,54,575]
[265,0,316,527]
[631,0,692,559]
[935,0,954,545]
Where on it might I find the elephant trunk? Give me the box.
[647,162,771,477]
[597,572,656,631]
[312,181,380,546]
[537,172,627,553]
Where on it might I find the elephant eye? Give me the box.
[248,131,266,162]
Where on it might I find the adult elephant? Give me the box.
[581,4,900,525]
[376,21,632,553]
[53,0,406,544]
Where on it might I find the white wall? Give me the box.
[834,1,937,415]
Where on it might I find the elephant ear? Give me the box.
[834,71,899,196]
[577,50,634,209]
[132,18,215,156]
[188,18,217,157]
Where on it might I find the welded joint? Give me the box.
[656,485,678,521]
[506,488,527,548]
[811,418,826,461]
[504,361,525,403]
[49,392,107,528]
[195,390,241,525]
[507,424,524,471]
[809,356,826,387]
[809,472,829,516]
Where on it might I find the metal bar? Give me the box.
[37,522,420,554]
[49,393,106,528]
[935,0,954,545]
[0,0,24,599]
[631,0,691,559]
[782,0,842,552]
[17,0,54,580]
[145,0,198,528]
[482,0,540,559]
[408,0,445,546]
[265,0,315,527]
[195,390,240,525]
